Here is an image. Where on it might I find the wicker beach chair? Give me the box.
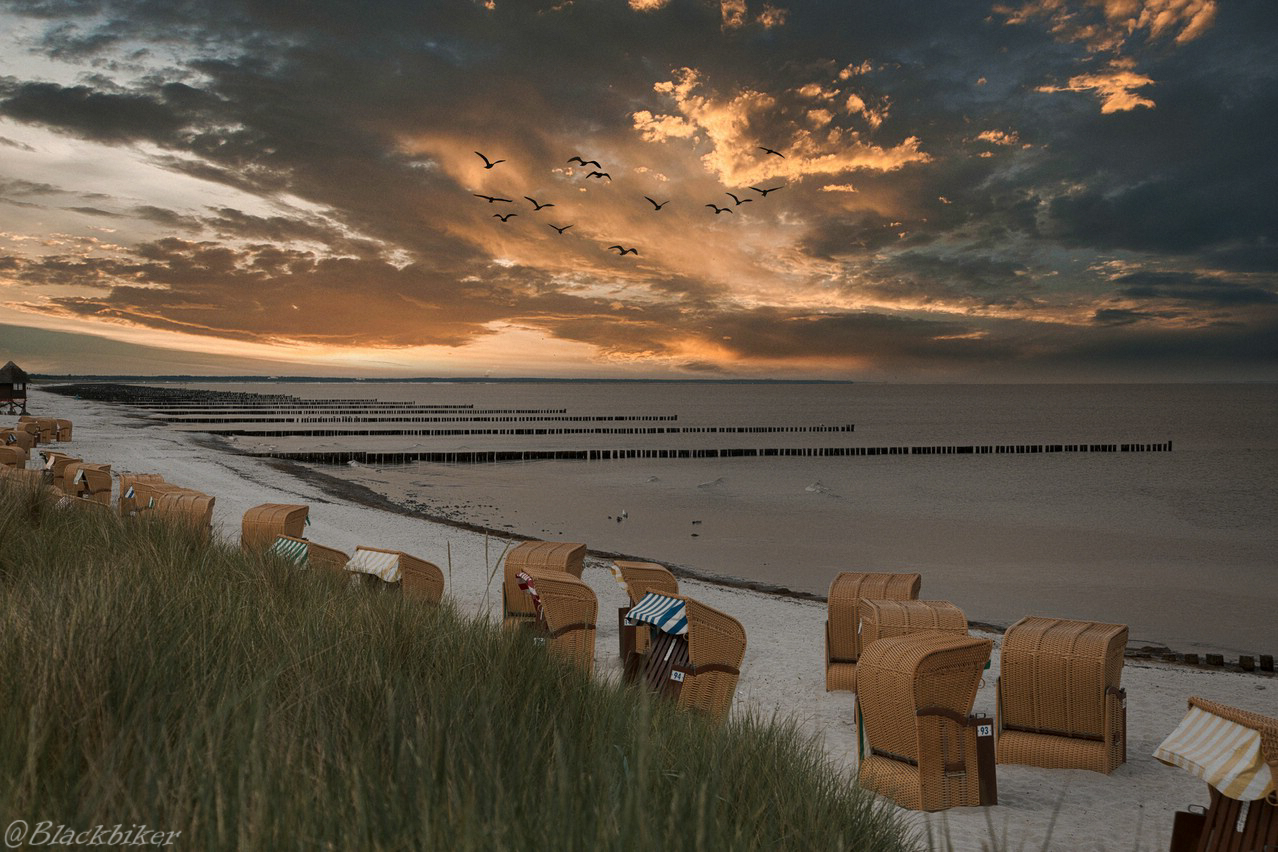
[55,419,72,441]
[825,571,921,691]
[20,416,57,443]
[624,593,747,724]
[859,599,969,647]
[616,560,679,658]
[1157,696,1277,852]
[269,535,349,573]
[149,491,216,539]
[345,546,445,602]
[519,567,598,674]
[1,429,36,452]
[242,503,310,552]
[0,465,46,488]
[856,632,997,811]
[0,446,26,468]
[118,473,168,515]
[996,616,1128,774]
[41,451,81,482]
[63,461,112,505]
[502,540,586,627]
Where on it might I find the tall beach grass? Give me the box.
[0,481,916,850]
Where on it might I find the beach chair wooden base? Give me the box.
[1168,788,1277,852]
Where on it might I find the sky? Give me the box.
[1,0,1275,380]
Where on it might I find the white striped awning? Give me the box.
[1155,704,1276,801]
[270,536,309,567]
[625,592,688,636]
[346,548,401,582]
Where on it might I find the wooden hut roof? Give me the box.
[0,361,30,384]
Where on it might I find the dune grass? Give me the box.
[0,481,917,851]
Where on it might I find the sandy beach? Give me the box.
[20,386,1275,851]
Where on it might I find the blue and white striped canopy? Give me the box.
[625,592,688,636]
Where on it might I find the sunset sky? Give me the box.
[1,0,1274,379]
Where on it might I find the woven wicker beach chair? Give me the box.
[616,560,679,658]
[55,419,72,441]
[20,416,58,443]
[0,465,46,488]
[856,632,997,811]
[825,571,921,691]
[269,535,349,573]
[860,599,969,648]
[118,473,168,515]
[345,546,445,602]
[502,540,586,627]
[0,445,26,468]
[518,567,598,674]
[1158,695,1277,852]
[41,451,81,481]
[624,593,747,724]
[16,420,41,444]
[995,616,1128,774]
[63,461,112,504]
[242,503,310,552]
[149,491,216,539]
[1,429,36,451]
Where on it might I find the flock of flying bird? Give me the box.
[470,147,787,256]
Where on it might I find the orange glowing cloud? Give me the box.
[1037,61,1156,112]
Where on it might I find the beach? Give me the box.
[21,385,1276,851]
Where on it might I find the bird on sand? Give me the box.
[494,213,517,222]
[474,151,505,168]
[758,146,785,158]
[474,193,513,203]
[750,184,784,196]
[608,245,638,255]
[706,204,733,214]
[726,192,752,205]
[568,156,601,168]
[524,196,555,210]
[586,171,612,180]
[549,224,573,234]
[644,196,670,210]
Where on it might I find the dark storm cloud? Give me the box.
[0,81,188,143]
[1114,271,1278,308]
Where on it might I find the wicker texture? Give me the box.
[351,546,446,603]
[64,461,112,504]
[55,419,72,441]
[43,452,81,481]
[0,446,26,467]
[272,535,349,573]
[825,571,921,691]
[678,595,747,723]
[0,466,46,487]
[860,599,969,647]
[1,430,36,451]
[502,540,586,625]
[151,491,216,538]
[118,473,168,515]
[618,561,678,654]
[996,616,1128,774]
[523,567,597,674]
[21,417,58,442]
[856,632,993,811]
[241,503,310,551]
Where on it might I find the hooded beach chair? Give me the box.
[55,419,72,441]
[0,445,26,468]
[20,417,57,443]
[345,546,445,602]
[501,540,586,627]
[825,571,921,691]
[1157,695,1277,852]
[41,451,80,482]
[856,632,997,811]
[63,461,112,505]
[615,560,678,658]
[150,491,216,539]
[269,535,349,573]
[1,429,36,452]
[624,592,746,724]
[517,567,597,674]
[995,616,1128,774]
[118,473,168,515]
[859,599,969,647]
[242,503,310,552]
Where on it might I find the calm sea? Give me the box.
[181,381,1277,655]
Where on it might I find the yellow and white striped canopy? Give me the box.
[1155,704,1276,801]
[345,547,402,583]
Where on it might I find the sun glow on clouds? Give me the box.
[1037,61,1156,113]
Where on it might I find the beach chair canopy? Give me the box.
[1156,696,1277,803]
[242,503,309,551]
[824,571,921,692]
[859,599,968,648]
[614,560,678,605]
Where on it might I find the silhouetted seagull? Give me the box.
[706,204,733,214]
[549,224,573,234]
[644,196,670,210]
[726,192,753,205]
[608,245,638,255]
[524,196,555,210]
[586,171,611,180]
[568,156,601,168]
[475,151,505,169]
[750,184,784,196]
[494,213,517,222]
[758,146,785,158]
[474,193,514,203]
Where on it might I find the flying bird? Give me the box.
[726,192,752,205]
[750,184,784,196]
[706,204,733,214]
[608,245,638,255]
[549,224,573,234]
[493,213,517,222]
[568,156,601,168]
[524,196,555,210]
[475,151,505,168]
[474,194,514,203]
[586,171,611,180]
[758,146,785,158]
[644,196,670,210]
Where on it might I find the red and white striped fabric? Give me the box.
[516,571,542,618]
